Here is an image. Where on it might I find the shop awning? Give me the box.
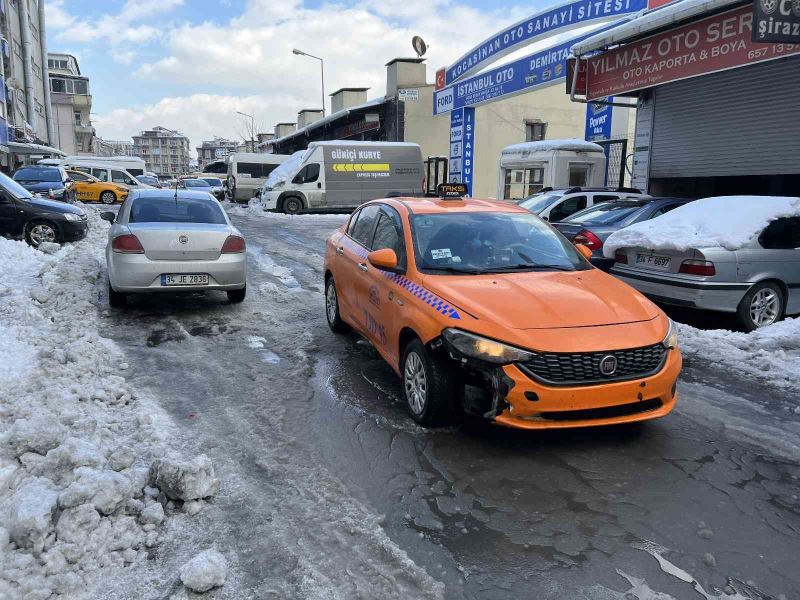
[7,142,66,156]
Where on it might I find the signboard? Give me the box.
[752,0,800,43]
[585,97,614,141]
[434,24,618,116]
[448,108,475,195]
[334,117,381,139]
[441,0,646,86]
[631,94,653,190]
[585,5,800,100]
[398,88,420,102]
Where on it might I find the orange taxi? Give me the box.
[323,185,682,429]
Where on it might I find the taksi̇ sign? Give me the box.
[752,0,800,43]
[448,108,475,196]
[584,5,800,100]
[439,0,646,88]
[434,24,618,116]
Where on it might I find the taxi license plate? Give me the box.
[635,253,671,271]
[161,274,209,286]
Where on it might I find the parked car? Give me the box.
[227,152,289,203]
[552,197,694,271]
[607,196,800,331]
[65,170,129,204]
[199,177,224,200]
[12,165,75,203]
[179,178,215,195]
[0,172,88,247]
[517,186,647,222]
[102,189,247,307]
[137,175,162,188]
[323,191,681,429]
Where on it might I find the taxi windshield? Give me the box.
[411,211,588,274]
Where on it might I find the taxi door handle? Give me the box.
[336,247,344,255]
[358,263,368,272]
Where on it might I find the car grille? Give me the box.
[517,343,668,386]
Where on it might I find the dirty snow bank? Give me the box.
[604,195,800,256]
[0,208,210,599]
[223,198,351,220]
[677,317,800,393]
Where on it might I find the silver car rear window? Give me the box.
[129,197,227,224]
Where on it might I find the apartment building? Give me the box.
[47,52,95,154]
[132,126,191,177]
[103,139,134,156]
[196,137,238,170]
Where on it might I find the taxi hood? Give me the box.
[421,268,659,330]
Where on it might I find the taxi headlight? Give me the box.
[442,329,535,364]
[662,319,679,350]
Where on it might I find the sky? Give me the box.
[44,0,549,156]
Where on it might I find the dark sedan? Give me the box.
[12,165,74,203]
[0,172,87,247]
[552,197,694,271]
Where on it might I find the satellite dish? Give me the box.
[412,36,427,58]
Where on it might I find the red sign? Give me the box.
[565,57,588,95]
[647,0,677,9]
[586,5,800,100]
[435,68,446,91]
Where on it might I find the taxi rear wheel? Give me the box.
[325,276,349,333]
[100,191,116,205]
[402,338,455,427]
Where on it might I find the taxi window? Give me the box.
[350,205,379,247]
[371,210,406,268]
[346,209,361,236]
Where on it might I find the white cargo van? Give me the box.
[226,153,289,203]
[497,139,606,201]
[40,156,147,177]
[68,164,151,190]
[260,142,424,214]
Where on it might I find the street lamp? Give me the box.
[236,111,255,152]
[293,48,326,117]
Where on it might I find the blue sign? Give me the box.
[449,109,464,184]
[585,97,613,142]
[444,0,645,86]
[434,23,619,116]
[462,108,475,196]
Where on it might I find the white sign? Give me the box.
[398,88,420,102]
[631,94,653,191]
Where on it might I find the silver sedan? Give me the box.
[610,216,800,330]
[102,189,247,307]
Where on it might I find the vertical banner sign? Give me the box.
[449,109,464,184]
[462,108,475,196]
[584,97,613,142]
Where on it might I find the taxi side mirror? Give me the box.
[575,244,593,260]
[367,248,398,271]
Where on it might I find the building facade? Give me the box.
[0,0,57,169]
[47,53,95,155]
[196,137,238,170]
[132,126,191,177]
[102,139,134,156]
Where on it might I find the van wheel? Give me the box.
[282,197,303,215]
[401,338,456,427]
[737,282,784,331]
[100,191,116,205]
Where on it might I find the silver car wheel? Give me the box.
[29,223,56,246]
[749,288,780,327]
[325,280,338,324]
[404,351,427,415]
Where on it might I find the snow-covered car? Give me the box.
[606,196,800,331]
[102,189,247,307]
[0,171,88,247]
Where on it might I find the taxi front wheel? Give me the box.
[402,338,457,427]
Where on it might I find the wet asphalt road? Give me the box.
[99,208,800,599]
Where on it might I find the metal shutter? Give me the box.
[650,56,800,178]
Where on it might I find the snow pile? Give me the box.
[261,149,307,191]
[501,138,604,157]
[677,317,800,392]
[179,548,227,593]
[604,195,800,256]
[0,208,211,598]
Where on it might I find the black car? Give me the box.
[12,165,74,203]
[0,172,88,247]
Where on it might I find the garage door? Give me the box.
[650,56,800,179]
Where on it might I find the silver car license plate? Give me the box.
[635,253,671,271]
[161,273,209,286]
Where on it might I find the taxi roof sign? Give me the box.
[437,182,468,199]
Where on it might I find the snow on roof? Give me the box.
[270,96,389,146]
[573,0,740,56]
[308,141,421,148]
[603,195,800,256]
[501,139,605,156]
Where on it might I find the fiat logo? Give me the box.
[599,355,618,376]
[179,235,188,244]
